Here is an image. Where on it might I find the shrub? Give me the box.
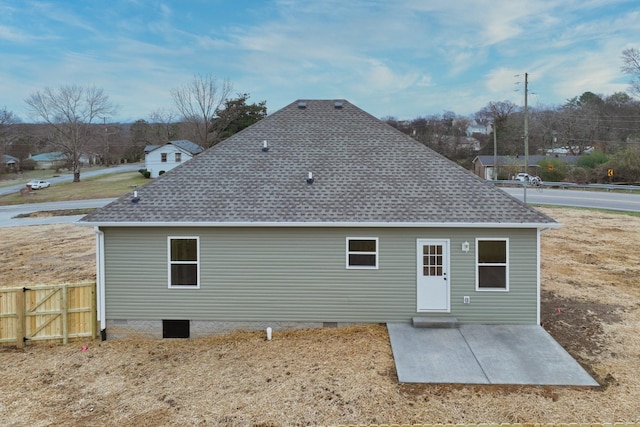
[578,151,609,169]
[20,159,37,171]
[159,170,165,176]
[537,158,569,182]
[568,166,589,184]
[143,170,151,178]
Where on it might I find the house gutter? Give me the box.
[94,226,106,339]
[539,225,560,234]
[78,221,562,229]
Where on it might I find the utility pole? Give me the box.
[523,72,529,203]
[492,122,498,180]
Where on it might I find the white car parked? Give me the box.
[515,173,542,186]
[27,180,51,189]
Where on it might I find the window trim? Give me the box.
[475,237,509,291]
[175,152,182,162]
[167,236,200,289]
[346,237,379,270]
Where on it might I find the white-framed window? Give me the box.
[175,152,182,162]
[168,236,200,288]
[346,237,378,269]
[161,153,167,162]
[476,238,508,291]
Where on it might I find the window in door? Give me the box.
[422,244,443,276]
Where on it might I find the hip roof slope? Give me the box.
[81,100,556,226]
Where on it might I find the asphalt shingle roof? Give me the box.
[167,140,204,155]
[81,100,557,226]
[3,154,18,164]
[145,140,204,155]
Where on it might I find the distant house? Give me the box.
[545,146,593,156]
[2,154,18,171]
[80,100,559,340]
[439,135,481,152]
[144,140,204,178]
[29,151,67,170]
[472,155,580,180]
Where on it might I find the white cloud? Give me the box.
[485,67,522,95]
[2,0,639,122]
[159,3,172,18]
[0,25,29,42]
[29,1,97,33]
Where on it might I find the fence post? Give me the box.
[15,289,25,349]
[61,286,68,345]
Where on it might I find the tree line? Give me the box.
[0,74,266,181]
[384,48,640,183]
[385,90,640,182]
[1,48,639,182]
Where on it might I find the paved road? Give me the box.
[2,185,639,228]
[0,198,116,228]
[0,163,141,197]
[500,187,640,213]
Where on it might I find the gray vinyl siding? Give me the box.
[102,227,539,324]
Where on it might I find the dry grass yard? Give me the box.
[0,207,639,426]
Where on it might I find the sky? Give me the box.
[1,0,639,123]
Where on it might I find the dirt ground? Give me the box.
[0,207,639,426]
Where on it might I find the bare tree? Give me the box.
[621,48,640,96]
[475,101,518,130]
[0,107,19,134]
[1,108,20,172]
[91,121,124,166]
[149,108,180,143]
[25,85,115,182]
[171,74,232,147]
[475,100,520,155]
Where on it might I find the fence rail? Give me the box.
[0,282,96,348]
[494,180,640,192]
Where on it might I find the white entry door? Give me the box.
[416,239,450,312]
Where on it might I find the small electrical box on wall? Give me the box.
[463,296,471,304]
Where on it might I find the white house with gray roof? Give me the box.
[144,139,204,178]
[80,100,560,340]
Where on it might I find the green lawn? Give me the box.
[0,171,149,205]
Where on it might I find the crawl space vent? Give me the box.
[163,319,190,338]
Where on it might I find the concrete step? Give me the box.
[412,317,459,328]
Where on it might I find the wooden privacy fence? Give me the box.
[0,282,97,348]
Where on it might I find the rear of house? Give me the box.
[81,100,558,339]
[101,226,540,337]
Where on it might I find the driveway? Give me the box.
[387,323,598,386]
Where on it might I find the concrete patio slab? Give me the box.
[387,323,599,386]
[388,324,489,384]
